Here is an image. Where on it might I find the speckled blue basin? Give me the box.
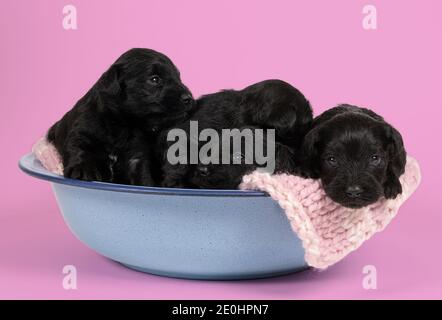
[19,153,307,280]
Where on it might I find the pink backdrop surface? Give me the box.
[0,0,441,299]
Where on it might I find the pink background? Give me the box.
[1,0,441,299]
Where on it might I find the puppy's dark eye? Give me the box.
[326,156,338,165]
[148,75,161,85]
[370,154,381,165]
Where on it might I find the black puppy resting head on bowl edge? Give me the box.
[299,104,406,209]
[186,127,297,189]
[159,79,313,189]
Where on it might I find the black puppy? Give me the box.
[186,128,296,189]
[299,104,406,208]
[47,48,194,185]
[194,79,312,148]
[159,79,312,188]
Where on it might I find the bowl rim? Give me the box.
[19,153,269,197]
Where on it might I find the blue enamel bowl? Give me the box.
[19,153,307,280]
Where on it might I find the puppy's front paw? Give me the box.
[64,162,111,182]
[383,178,402,199]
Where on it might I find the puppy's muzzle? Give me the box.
[345,185,363,198]
[180,93,193,106]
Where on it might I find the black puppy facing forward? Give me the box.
[159,79,312,188]
[299,104,406,208]
[48,48,194,184]
[188,139,297,189]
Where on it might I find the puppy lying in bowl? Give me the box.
[158,79,313,188]
[27,103,419,273]
[298,104,406,208]
[173,126,297,189]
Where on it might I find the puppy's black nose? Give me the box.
[197,166,210,176]
[180,93,193,105]
[346,185,363,198]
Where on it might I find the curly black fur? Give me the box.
[298,104,406,208]
[185,130,298,189]
[158,79,313,189]
[47,48,194,184]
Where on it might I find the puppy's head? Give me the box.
[189,147,260,189]
[189,162,254,190]
[300,105,406,208]
[95,48,194,129]
[187,127,271,189]
[240,79,313,147]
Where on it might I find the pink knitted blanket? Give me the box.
[240,157,421,268]
[32,138,64,175]
[33,138,421,269]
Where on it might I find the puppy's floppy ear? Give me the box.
[94,63,124,112]
[297,126,322,178]
[383,124,407,198]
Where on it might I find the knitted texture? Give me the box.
[33,138,421,269]
[32,137,63,175]
[240,156,421,269]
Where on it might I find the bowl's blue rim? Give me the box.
[19,153,269,197]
